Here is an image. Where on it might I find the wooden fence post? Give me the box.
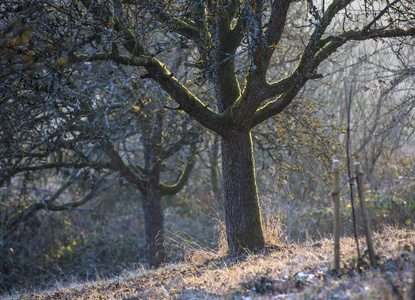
[332,160,341,271]
[354,162,377,267]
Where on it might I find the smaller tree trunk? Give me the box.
[142,187,165,268]
[142,111,166,268]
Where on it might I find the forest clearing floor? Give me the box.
[4,225,415,300]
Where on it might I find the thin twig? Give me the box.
[363,0,401,31]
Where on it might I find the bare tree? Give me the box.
[0,15,200,267]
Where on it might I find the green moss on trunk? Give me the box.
[221,129,265,253]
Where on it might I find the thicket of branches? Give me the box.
[1,0,414,293]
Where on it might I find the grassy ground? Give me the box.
[4,225,414,300]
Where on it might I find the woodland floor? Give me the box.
[4,226,415,300]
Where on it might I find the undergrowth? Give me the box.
[1,153,415,296]
[3,225,414,299]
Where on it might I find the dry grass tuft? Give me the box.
[184,249,218,266]
[263,213,286,249]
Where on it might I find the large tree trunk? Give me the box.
[221,129,265,253]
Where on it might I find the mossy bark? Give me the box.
[221,129,265,253]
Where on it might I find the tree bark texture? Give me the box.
[142,112,166,267]
[142,183,165,268]
[221,129,265,253]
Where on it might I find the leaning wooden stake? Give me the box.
[331,160,341,271]
[354,162,377,267]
